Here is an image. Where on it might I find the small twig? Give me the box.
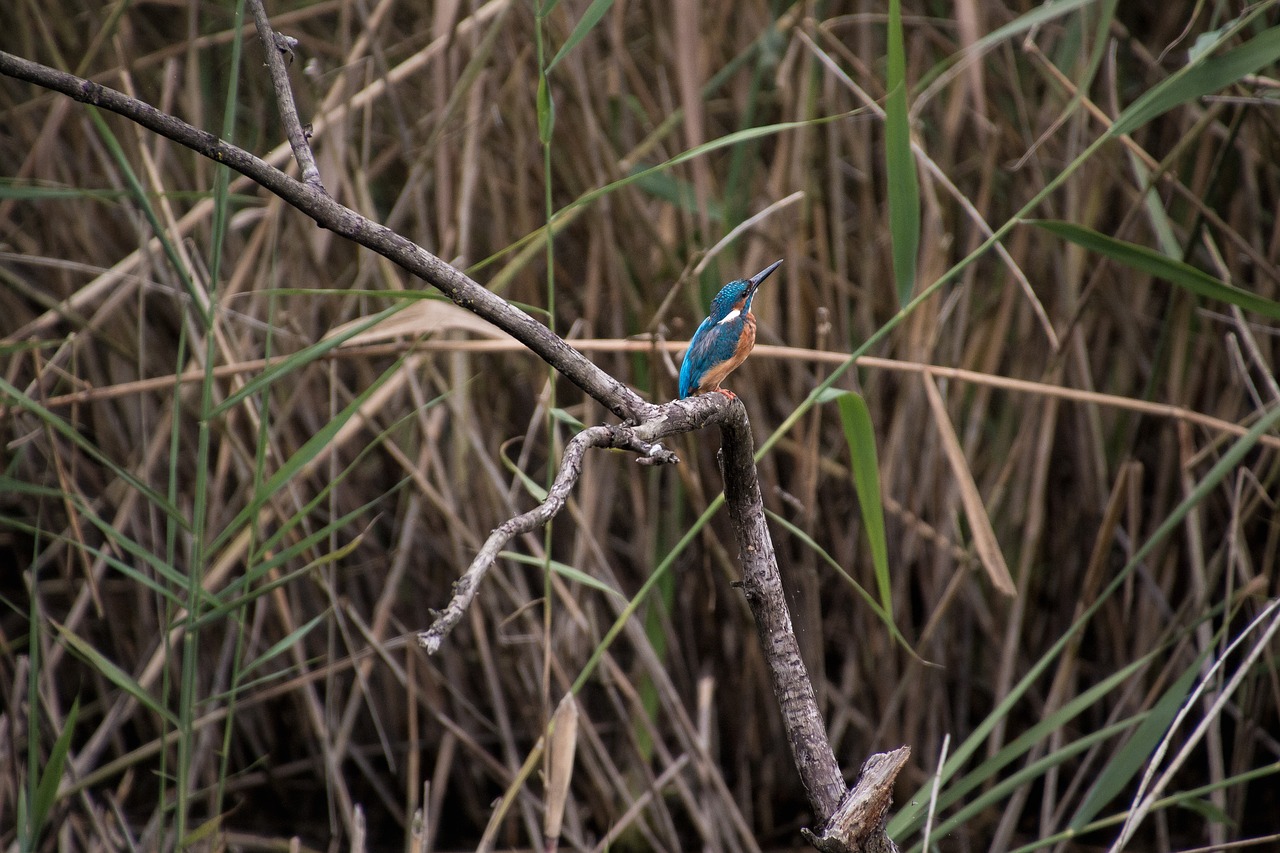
[247,0,324,192]
[0,49,654,424]
[418,421,682,653]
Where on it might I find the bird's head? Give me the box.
[705,259,783,323]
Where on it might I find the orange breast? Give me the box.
[695,313,757,393]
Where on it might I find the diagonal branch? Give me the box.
[0,49,654,425]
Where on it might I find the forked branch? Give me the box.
[0,33,907,852]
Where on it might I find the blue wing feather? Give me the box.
[679,316,745,398]
[679,317,715,398]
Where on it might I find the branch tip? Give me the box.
[800,746,911,853]
[417,632,442,654]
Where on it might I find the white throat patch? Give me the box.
[716,308,741,325]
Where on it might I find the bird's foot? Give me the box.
[715,388,738,401]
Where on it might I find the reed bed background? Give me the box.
[3,0,1280,850]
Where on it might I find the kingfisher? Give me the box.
[678,259,783,399]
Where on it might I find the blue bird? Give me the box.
[679,259,783,399]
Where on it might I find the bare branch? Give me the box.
[718,404,847,816]
[247,0,323,192]
[417,408,724,653]
[0,49,655,424]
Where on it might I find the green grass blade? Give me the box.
[193,495,402,632]
[1178,797,1235,827]
[241,613,327,678]
[0,182,128,202]
[1029,220,1280,319]
[766,510,922,663]
[885,0,919,306]
[561,115,854,229]
[247,483,405,581]
[1110,23,1280,138]
[630,168,724,221]
[545,0,616,72]
[85,108,205,329]
[30,697,78,841]
[500,551,626,600]
[0,182,252,203]
[0,516,189,609]
[208,356,407,554]
[53,622,175,725]
[0,480,189,601]
[915,0,1102,93]
[500,440,550,502]
[243,404,441,570]
[22,548,45,850]
[1128,152,1181,257]
[0,381,185,525]
[1070,652,1204,830]
[180,814,226,849]
[829,390,893,616]
[209,299,408,417]
[549,407,587,431]
[537,75,555,145]
[942,0,1100,75]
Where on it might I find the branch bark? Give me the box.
[246,0,323,193]
[803,747,912,853]
[720,405,908,851]
[0,49,653,425]
[718,408,846,815]
[0,41,908,852]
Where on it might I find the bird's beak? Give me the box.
[747,258,784,297]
